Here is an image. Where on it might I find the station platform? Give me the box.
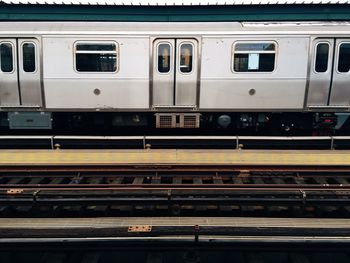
[1,217,350,242]
[0,149,349,166]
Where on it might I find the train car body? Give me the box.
[1,5,350,134]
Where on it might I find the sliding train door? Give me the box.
[0,39,19,106]
[0,38,42,107]
[152,38,198,107]
[307,39,334,106]
[329,39,350,106]
[308,38,350,107]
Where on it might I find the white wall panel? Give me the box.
[199,36,309,109]
[200,79,306,109]
[201,37,309,79]
[45,79,149,109]
[42,36,149,109]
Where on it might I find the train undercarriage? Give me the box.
[0,111,349,136]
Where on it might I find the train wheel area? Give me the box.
[1,112,349,137]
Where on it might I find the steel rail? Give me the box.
[1,184,350,190]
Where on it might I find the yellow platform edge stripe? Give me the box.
[0,149,349,166]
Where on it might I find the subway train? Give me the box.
[1,21,350,135]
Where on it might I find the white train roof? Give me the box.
[0,21,350,35]
[1,0,349,5]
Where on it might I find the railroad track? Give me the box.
[2,167,350,217]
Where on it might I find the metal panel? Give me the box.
[45,79,149,109]
[0,39,20,106]
[329,39,350,106]
[8,112,52,129]
[175,39,198,106]
[18,38,42,107]
[152,39,175,106]
[307,38,334,106]
[200,37,308,110]
[2,22,350,37]
[200,79,305,109]
[43,37,149,109]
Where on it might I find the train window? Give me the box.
[22,43,36,73]
[0,43,13,73]
[75,42,117,72]
[338,43,350,73]
[233,42,276,72]
[315,43,329,73]
[157,43,171,73]
[179,43,193,73]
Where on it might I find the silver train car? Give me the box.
[0,21,350,134]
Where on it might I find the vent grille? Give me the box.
[158,114,175,128]
[182,115,199,128]
[156,113,200,128]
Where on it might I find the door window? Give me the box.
[22,42,36,73]
[179,43,193,73]
[0,43,13,73]
[157,43,171,73]
[315,43,329,73]
[338,43,350,73]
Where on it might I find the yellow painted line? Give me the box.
[0,150,177,165]
[0,149,349,166]
[177,150,350,165]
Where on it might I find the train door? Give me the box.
[308,38,350,107]
[329,39,350,106]
[0,38,42,107]
[152,38,198,107]
[307,39,334,106]
[0,39,19,106]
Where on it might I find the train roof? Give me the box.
[0,21,350,35]
[0,0,350,22]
